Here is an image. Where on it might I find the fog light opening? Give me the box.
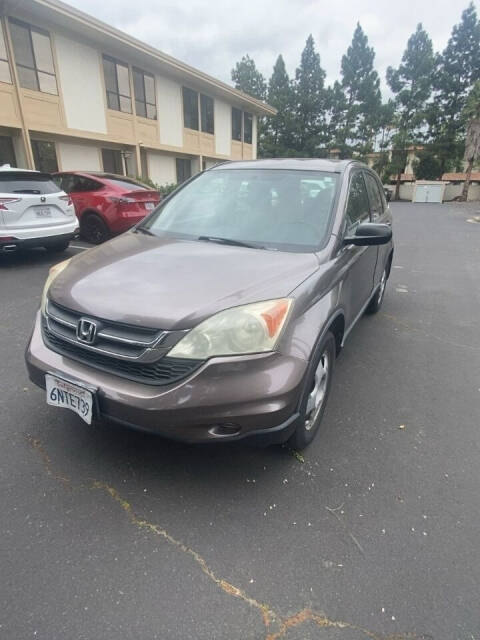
[208,423,241,437]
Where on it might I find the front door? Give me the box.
[338,170,377,329]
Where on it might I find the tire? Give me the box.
[80,213,109,244]
[44,240,69,253]
[366,267,387,314]
[288,331,336,450]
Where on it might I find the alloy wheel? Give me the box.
[305,350,330,431]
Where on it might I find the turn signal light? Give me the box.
[261,299,291,338]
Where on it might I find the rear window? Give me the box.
[103,176,148,191]
[0,171,60,194]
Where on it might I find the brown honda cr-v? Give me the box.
[26,159,393,449]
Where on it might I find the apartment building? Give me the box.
[0,0,275,185]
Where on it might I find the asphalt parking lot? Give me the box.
[1,202,479,640]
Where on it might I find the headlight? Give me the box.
[168,298,293,359]
[41,258,71,313]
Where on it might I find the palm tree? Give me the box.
[461,81,480,202]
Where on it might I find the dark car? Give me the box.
[53,171,161,244]
[27,159,393,449]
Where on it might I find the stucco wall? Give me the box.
[57,141,101,171]
[399,183,414,201]
[156,76,183,148]
[54,35,107,134]
[214,99,231,157]
[444,183,480,201]
[147,152,176,185]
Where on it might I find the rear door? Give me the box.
[364,170,392,287]
[0,171,71,231]
[340,170,377,327]
[67,176,103,215]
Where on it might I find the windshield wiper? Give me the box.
[133,226,155,236]
[197,235,261,249]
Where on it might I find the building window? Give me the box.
[31,140,58,173]
[9,19,57,94]
[176,158,191,184]
[133,67,156,119]
[200,94,214,134]
[0,23,11,84]
[103,55,132,113]
[183,88,215,134]
[232,107,242,141]
[244,112,253,144]
[182,87,199,130]
[0,135,16,166]
[101,148,124,174]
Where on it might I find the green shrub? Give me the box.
[135,176,178,196]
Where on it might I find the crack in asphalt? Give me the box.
[26,434,426,640]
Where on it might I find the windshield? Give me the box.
[142,169,339,251]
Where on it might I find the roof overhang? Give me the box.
[6,0,277,117]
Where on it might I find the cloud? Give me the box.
[68,0,469,95]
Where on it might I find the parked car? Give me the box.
[0,166,78,254]
[53,171,161,244]
[26,159,393,449]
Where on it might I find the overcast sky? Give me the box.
[69,0,474,97]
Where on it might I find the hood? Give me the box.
[50,232,319,330]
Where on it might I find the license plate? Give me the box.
[145,202,155,210]
[36,207,51,217]
[45,373,94,424]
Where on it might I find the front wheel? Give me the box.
[289,331,336,450]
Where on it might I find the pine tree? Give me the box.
[261,55,295,156]
[372,100,396,181]
[387,24,435,199]
[338,23,382,158]
[326,81,349,155]
[460,80,480,200]
[231,55,267,101]
[428,3,480,173]
[293,35,327,156]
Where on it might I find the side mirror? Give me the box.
[343,222,392,246]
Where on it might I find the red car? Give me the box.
[53,172,161,244]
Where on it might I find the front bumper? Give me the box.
[25,312,307,443]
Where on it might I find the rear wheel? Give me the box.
[81,213,109,244]
[44,240,69,253]
[289,331,336,450]
[366,267,387,314]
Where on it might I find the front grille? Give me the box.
[42,324,202,386]
[42,299,202,386]
[46,299,166,359]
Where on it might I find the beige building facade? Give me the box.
[0,0,274,185]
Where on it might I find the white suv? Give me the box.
[0,166,78,253]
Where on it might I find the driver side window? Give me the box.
[345,172,370,231]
